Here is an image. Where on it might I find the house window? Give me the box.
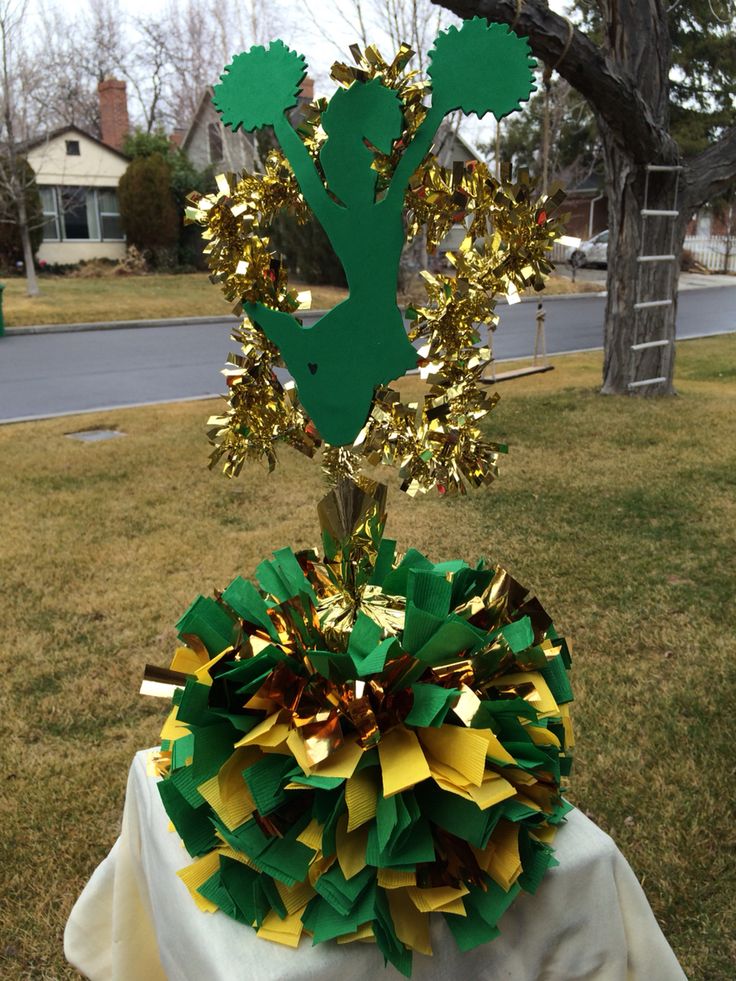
[208,122,223,163]
[39,186,124,242]
[65,140,80,156]
[59,186,98,239]
[97,188,123,239]
[39,187,60,241]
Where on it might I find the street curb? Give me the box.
[3,314,234,336]
[2,327,734,427]
[3,291,608,336]
[5,280,734,336]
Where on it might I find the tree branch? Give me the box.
[685,127,736,208]
[431,0,677,161]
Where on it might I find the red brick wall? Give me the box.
[98,79,129,151]
[563,195,608,239]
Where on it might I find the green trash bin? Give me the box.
[0,282,4,337]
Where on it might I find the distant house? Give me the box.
[558,173,607,240]
[180,87,260,174]
[433,123,484,169]
[25,80,130,265]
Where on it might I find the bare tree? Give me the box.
[149,0,284,130]
[434,0,736,396]
[0,0,40,296]
[300,0,454,73]
[127,14,171,134]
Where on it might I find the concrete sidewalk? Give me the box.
[559,268,735,290]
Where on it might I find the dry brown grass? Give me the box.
[2,270,597,330]
[398,271,602,307]
[1,274,349,328]
[1,336,735,979]
[532,272,603,294]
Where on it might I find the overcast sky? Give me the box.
[26,0,569,151]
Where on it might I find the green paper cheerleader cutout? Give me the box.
[214,21,536,447]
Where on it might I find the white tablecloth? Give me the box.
[65,751,686,981]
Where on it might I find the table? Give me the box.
[65,751,686,981]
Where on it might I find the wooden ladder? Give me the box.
[628,164,682,389]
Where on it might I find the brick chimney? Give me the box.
[98,78,129,151]
[299,77,315,102]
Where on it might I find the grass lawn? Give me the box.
[2,271,601,328]
[1,335,734,979]
[0,273,350,328]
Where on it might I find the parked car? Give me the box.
[570,229,609,268]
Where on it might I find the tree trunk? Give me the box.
[1,9,40,298]
[15,188,40,298]
[600,138,688,396]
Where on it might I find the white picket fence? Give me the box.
[683,236,736,273]
[550,236,736,273]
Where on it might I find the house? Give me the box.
[179,87,259,174]
[180,78,321,175]
[25,80,130,265]
[557,173,607,240]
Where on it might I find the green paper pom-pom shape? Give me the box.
[214,40,307,132]
[428,18,537,121]
[155,517,574,977]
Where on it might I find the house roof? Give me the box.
[21,124,129,161]
[453,129,485,162]
[180,88,215,154]
[565,172,605,197]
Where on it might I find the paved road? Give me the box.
[1,286,734,423]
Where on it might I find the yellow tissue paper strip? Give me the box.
[527,725,561,748]
[427,757,472,788]
[160,705,190,744]
[313,737,363,779]
[378,726,432,797]
[406,883,469,912]
[345,768,379,831]
[286,729,313,774]
[257,909,304,948]
[177,852,221,913]
[490,672,559,717]
[336,814,368,880]
[170,646,208,675]
[377,868,417,889]
[217,844,259,870]
[504,767,538,787]
[275,878,315,915]
[418,726,489,786]
[531,824,557,845]
[387,888,433,955]
[296,818,324,851]
[337,924,375,944]
[481,729,521,767]
[234,712,286,748]
[194,648,232,687]
[487,819,522,891]
[431,774,474,800]
[467,774,516,810]
[308,854,336,887]
[560,703,575,748]
[435,897,467,915]
[197,766,255,832]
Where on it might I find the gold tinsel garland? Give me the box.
[186,44,567,493]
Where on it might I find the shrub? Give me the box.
[117,152,180,265]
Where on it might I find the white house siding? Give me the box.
[27,130,128,263]
[35,241,126,264]
[183,91,257,175]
